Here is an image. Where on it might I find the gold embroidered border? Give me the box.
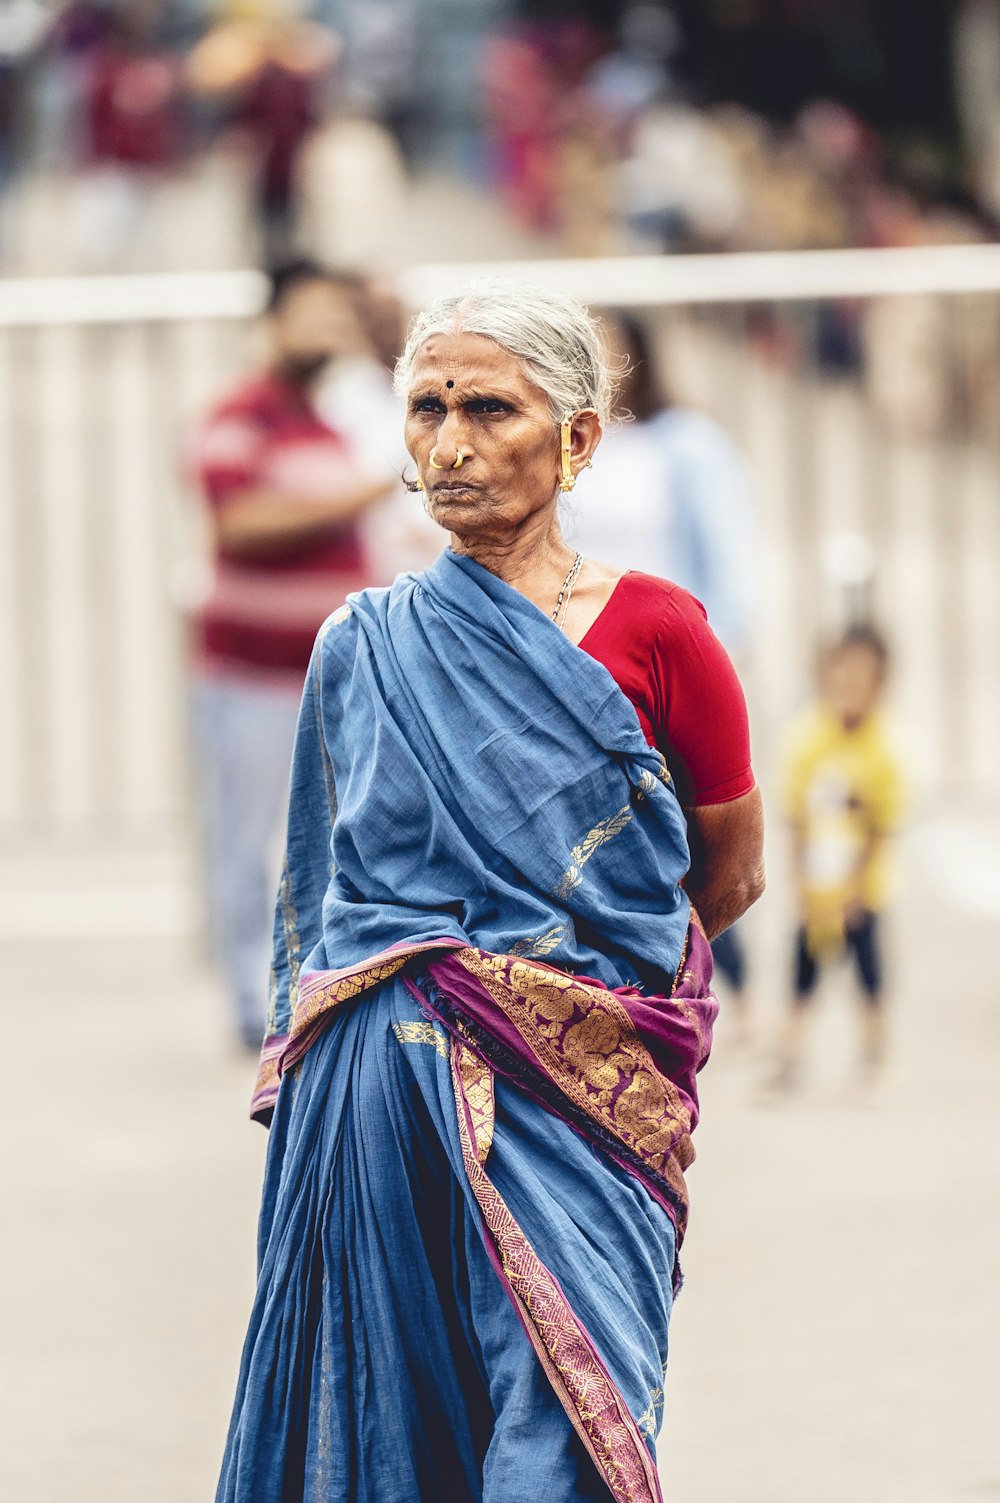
[450,1042,662,1503]
[454,1039,495,1163]
[287,953,411,1053]
[455,949,694,1206]
[280,939,466,1072]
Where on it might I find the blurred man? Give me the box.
[189,260,394,1048]
[775,625,905,1088]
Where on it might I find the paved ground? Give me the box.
[3,812,998,1503]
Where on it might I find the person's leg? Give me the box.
[190,673,301,1046]
[773,925,819,1086]
[711,922,751,1042]
[846,909,886,1075]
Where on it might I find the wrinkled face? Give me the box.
[822,643,884,724]
[404,332,567,539]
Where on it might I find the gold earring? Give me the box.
[559,413,575,492]
[429,449,444,469]
[414,477,425,491]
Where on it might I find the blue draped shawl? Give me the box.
[266,547,691,1035]
[223,550,714,1503]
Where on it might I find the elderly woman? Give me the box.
[218,281,765,1503]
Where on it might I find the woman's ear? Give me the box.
[572,409,602,471]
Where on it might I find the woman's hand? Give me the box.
[683,787,766,941]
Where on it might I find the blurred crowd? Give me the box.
[1,1,999,277]
[0,0,357,266]
[483,7,997,261]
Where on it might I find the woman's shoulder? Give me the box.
[581,569,721,708]
[599,570,709,637]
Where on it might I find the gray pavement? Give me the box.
[3,816,998,1502]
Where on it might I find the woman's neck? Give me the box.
[450,511,577,616]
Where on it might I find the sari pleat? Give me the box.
[220,980,641,1502]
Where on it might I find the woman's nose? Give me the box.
[433,411,470,464]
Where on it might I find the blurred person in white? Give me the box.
[774,625,906,1090]
[570,311,755,1034]
[188,260,395,1049]
[319,278,443,582]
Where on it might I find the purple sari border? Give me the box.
[250,1032,289,1123]
[411,974,684,1230]
[450,1038,664,1503]
[253,931,717,1249]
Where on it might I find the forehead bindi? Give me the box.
[411,333,539,399]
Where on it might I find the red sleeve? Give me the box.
[649,587,755,807]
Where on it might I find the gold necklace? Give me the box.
[552,552,584,628]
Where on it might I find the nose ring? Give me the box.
[452,451,465,468]
[429,449,444,469]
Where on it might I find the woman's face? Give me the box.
[404,332,595,542]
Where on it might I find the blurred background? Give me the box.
[2,2,999,1499]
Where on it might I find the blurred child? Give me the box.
[775,625,905,1085]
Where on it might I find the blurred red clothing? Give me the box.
[193,373,368,681]
[241,59,318,204]
[87,43,184,168]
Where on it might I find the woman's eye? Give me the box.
[412,398,444,415]
[469,399,509,415]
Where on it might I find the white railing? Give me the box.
[0,287,258,938]
[2,247,998,934]
[398,242,1000,305]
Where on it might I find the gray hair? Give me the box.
[393,277,618,428]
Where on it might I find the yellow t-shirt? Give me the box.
[780,706,906,917]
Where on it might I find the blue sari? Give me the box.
[218,551,717,1503]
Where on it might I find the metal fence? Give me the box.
[3,248,999,934]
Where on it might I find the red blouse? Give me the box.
[580,572,755,808]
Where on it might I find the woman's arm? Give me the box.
[639,581,765,936]
[683,787,765,940]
